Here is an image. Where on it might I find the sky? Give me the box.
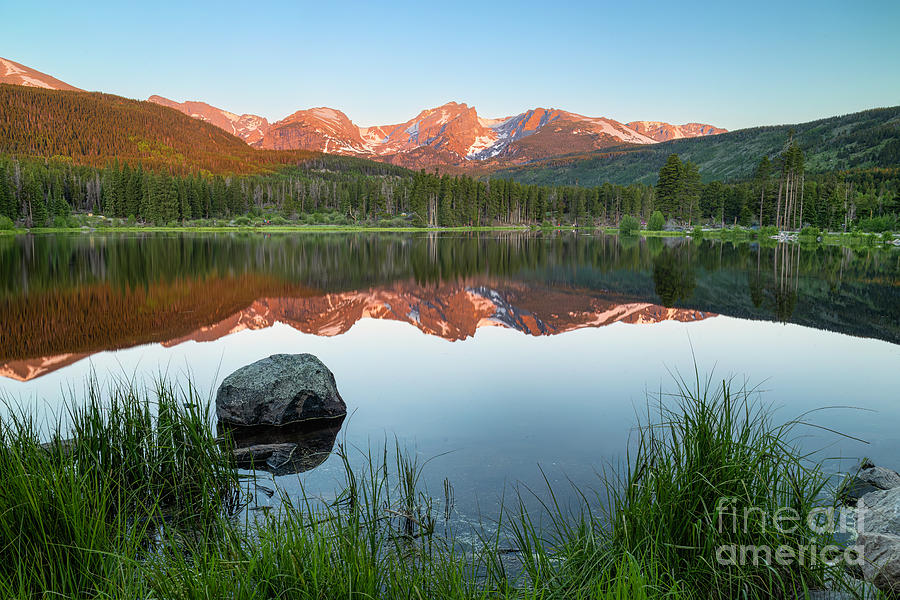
[2,0,899,130]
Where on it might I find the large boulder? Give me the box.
[216,354,346,427]
[859,467,900,491]
[839,460,900,506]
[856,486,900,594]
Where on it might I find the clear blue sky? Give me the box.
[2,0,898,130]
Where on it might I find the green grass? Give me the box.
[23,224,534,234]
[10,220,899,247]
[593,373,845,598]
[641,229,688,238]
[0,377,240,597]
[0,374,878,599]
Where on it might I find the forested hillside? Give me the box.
[0,84,321,174]
[0,85,897,231]
[495,106,900,186]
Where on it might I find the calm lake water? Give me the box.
[1,232,898,523]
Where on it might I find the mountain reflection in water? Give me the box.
[0,282,711,381]
[0,231,897,382]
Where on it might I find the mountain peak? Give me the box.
[0,58,726,169]
[264,106,368,154]
[0,57,82,92]
[0,57,727,168]
[148,95,269,145]
[626,120,728,142]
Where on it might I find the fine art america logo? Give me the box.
[714,497,863,567]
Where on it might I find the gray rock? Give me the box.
[839,463,900,506]
[216,354,346,427]
[233,443,297,467]
[840,480,882,506]
[859,466,900,491]
[856,487,900,594]
[808,579,879,600]
[858,533,900,594]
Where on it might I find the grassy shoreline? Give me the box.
[0,375,873,599]
[2,223,897,247]
[2,224,532,234]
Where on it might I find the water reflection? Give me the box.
[0,232,897,383]
[1,283,711,381]
[1,242,897,519]
[222,419,344,476]
[653,244,697,307]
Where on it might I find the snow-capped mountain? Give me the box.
[260,107,368,153]
[626,120,728,142]
[471,108,658,163]
[0,56,726,169]
[0,57,82,91]
[362,102,494,158]
[150,96,726,168]
[147,95,269,145]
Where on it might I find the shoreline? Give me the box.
[2,224,896,248]
[0,372,887,598]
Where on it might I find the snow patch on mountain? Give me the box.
[1,58,28,78]
[576,115,656,144]
[310,107,343,123]
[144,89,724,166]
[360,127,388,146]
[0,57,82,91]
[465,133,497,158]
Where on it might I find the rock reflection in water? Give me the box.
[219,417,345,476]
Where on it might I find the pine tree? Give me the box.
[126,166,143,218]
[679,161,702,225]
[656,154,683,219]
[775,133,805,231]
[754,156,772,226]
[25,172,47,227]
[49,176,70,220]
[0,163,12,219]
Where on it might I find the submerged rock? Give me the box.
[223,419,344,476]
[216,354,346,427]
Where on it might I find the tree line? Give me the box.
[1,134,897,230]
[651,133,898,231]
[3,232,897,358]
[0,154,660,228]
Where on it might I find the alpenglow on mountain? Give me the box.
[0,57,83,92]
[149,96,727,168]
[0,56,726,169]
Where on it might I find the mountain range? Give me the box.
[497,105,900,186]
[0,56,725,170]
[3,56,896,184]
[148,97,727,169]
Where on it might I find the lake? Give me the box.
[1,231,898,525]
